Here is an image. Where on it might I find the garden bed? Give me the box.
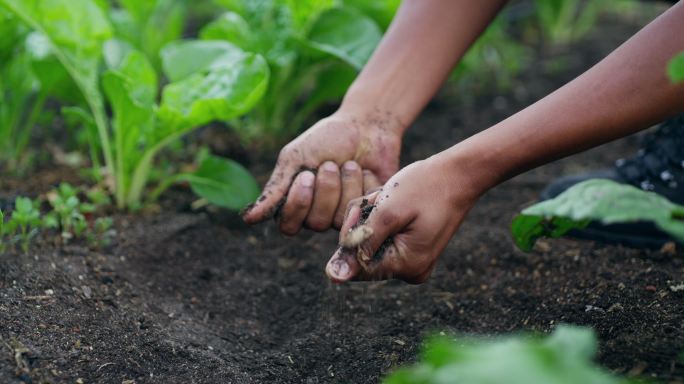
[1,15,683,384]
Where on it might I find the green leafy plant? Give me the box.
[205,0,385,139]
[107,41,267,209]
[384,325,637,384]
[511,179,684,251]
[533,0,635,46]
[7,197,42,253]
[668,52,684,84]
[107,0,188,70]
[450,17,530,94]
[0,10,62,171]
[1,0,268,210]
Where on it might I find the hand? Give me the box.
[241,110,403,234]
[325,154,482,284]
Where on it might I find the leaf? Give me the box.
[283,0,335,32]
[160,40,247,82]
[181,155,260,210]
[103,39,135,70]
[668,52,684,84]
[199,11,252,49]
[305,7,382,70]
[511,179,684,251]
[383,325,629,384]
[0,0,111,73]
[342,0,400,30]
[159,49,269,128]
[26,32,82,103]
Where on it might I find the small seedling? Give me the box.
[46,183,89,242]
[8,197,42,253]
[87,217,114,249]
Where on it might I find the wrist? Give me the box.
[334,99,408,137]
[336,81,412,135]
[433,138,508,202]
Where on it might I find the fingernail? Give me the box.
[333,259,350,278]
[343,161,358,171]
[301,171,315,187]
[322,161,338,173]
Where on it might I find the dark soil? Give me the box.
[2,11,683,384]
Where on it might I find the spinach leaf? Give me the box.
[384,326,634,384]
[165,154,260,210]
[511,179,684,251]
[305,7,382,70]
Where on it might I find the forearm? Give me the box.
[338,0,507,131]
[444,2,684,197]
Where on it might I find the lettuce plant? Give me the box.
[385,326,637,384]
[205,0,387,138]
[1,0,268,210]
[511,179,684,251]
[0,10,60,171]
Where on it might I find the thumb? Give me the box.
[355,200,409,268]
[326,191,411,282]
[241,159,299,224]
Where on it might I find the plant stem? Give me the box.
[15,91,48,161]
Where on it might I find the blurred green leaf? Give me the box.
[0,0,114,178]
[305,6,382,70]
[511,179,684,251]
[668,52,684,84]
[115,0,187,69]
[160,40,246,82]
[384,326,631,384]
[199,11,252,49]
[343,0,399,30]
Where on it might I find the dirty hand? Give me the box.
[325,155,481,284]
[241,111,403,234]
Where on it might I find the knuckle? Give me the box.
[278,144,296,161]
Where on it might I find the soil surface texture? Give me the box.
[2,13,683,384]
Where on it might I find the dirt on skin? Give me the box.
[2,12,684,384]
